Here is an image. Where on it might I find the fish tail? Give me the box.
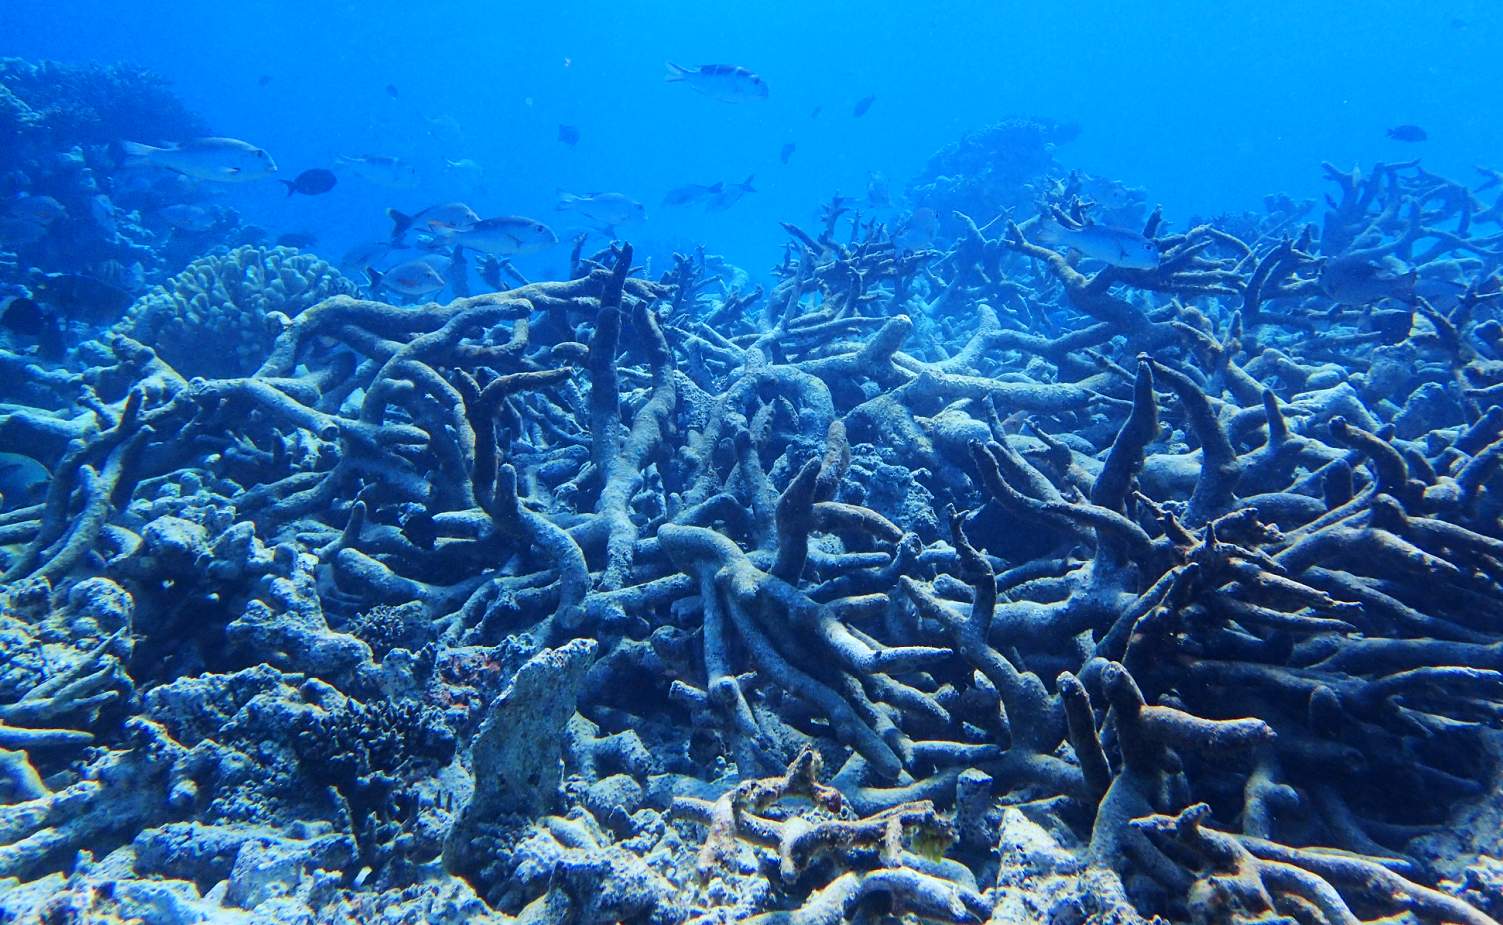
[1032,213,1065,245]
[387,208,413,242]
[664,61,689,82]
[365,266,384,291]
[280,180,296,197]
[741,174,756,192]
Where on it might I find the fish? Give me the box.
[340,241,400,273]
[1,295,48,336]
[388,202,480,241]
[780,142,796,165]
[664,63,768,102]
[444,159,484,187]
[556,192,646,227]
[1386,124,1428,142]
[281,168,338,197]
[385,83,400,99]
[335,154,419,189]
[0,452,49,505]
[158,204,218,232]
[276,232,319,249]
[366,260,447,299]
[257,74,273,87]
[662,182,723,207]
[443,216,558,256]
[866,172,891,208]
[89,194,117,237]
[893,207,939,252]
[809,105,823,119]
[1319,253,1417,305]
[707,176,756,212]
[852,94,876,117]
[558,124,580,146]
[120,137,278,182]
[1034,217,1161,270]
[0,217,47,248]
[31,273,134,324]
[6,195,66,225]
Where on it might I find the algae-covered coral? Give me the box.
[1,144,1503,925]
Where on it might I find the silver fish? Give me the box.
[707,176,756,212]
[662,182,723,207]
[443,216,558,256]
[388,202,480,241]
[122,137,278,182]
[556,192,645,227]
[1035,218,1160,270]
[665,63,768,102]
[367,259,447,299]
[336,154,419,189]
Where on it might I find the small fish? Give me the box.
[662,182,723,207]
[444,216,558,256]
[367,260,447,299]
[157,204,217,232]
[340,240,399,272]
[809,105,822,119]
[388,202,480,241]
[276,232,319,249]
[280,168,338,197]
[1386,124,1428,142]
[852,94,876,117]
[120,137,278,182]
[386,83,400,99]
[866,171,891,208]
[556,191,646,227]
[780,142,796,165]
[257,74,273,87]
[558,124,580,146]
[1034,217,1161,270]
[1319,253,1417,305]
[707,175,756,212]
[336,154,419,189]
[6,195,66,225]
[664,63,768,102]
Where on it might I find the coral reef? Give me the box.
[117,245,358,378]
[1,146,1502,925]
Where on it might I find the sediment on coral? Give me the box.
[1,153,1502,923]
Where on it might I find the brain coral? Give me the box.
[119,245,357,378]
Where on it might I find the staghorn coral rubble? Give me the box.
[0,151,1501,924]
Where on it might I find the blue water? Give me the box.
[6,0,1499,279]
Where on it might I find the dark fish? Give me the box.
[809,105,822,119]
[1386,124,1428,142]
[257,74,273,87]
[1,296,46,336]
[1319,253,1417,305]
[386,83,400,99]
[780,142,796,165]
[32,273,134,324]
[558,123,580,146]
[663,182,723,207]
[276,232,319,249]
[707,176,756,212]
[852,94,876,117]
[403,511,437,549]
[280,168,338,197]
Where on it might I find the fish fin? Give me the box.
[387,208,414,242]
[741,174,756,191]
[117,140,164,165]
[365,266,384,290]
[664,61,690,81]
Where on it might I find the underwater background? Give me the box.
[3,0,1503,923]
